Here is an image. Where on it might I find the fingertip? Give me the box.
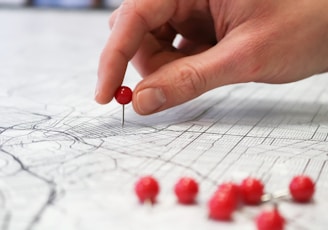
[96,50,127,105]
[133,87,167,115]
[94,79,113,104]
[94,90,113,105]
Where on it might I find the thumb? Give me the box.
[132,34,258,115]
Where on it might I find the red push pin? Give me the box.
[256,205,285,230]
[216,182,241,208]
[208,188,238,221]
[261,174,315,204]
[114,86,133,127]
[174,177,199,204]
[135,176,160,205]
[240,177,264,205]
[289,175,315,203]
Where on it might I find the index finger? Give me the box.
[95,0,177,104]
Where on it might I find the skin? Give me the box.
[96,0,328,115]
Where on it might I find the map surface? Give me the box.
[1,9,328,230]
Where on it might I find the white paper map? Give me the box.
[1,9,328,230]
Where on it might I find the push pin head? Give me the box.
[135,176,160,204]
[256,204,285,230]
[208,188,238,221]
[289,175,315,203]
[240,177,264,205]
[174,177,199,205]
[114,86,132,127]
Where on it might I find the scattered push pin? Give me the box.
[289,175,315,203]
[216,182,241,208]
[174,177,199,204]
[240,177,264,205]
[135,176,160,205]
[114,86,133,127]
[256,204,285,230]
[261,174,315,203]
[208,188,238,221]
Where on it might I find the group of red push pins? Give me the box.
[114,87,316,229]
[134,175,315,230]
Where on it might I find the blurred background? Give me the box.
[0,0,122,9]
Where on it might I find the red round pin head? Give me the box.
[289,175,315,203]
[256,206,285,230]
[240,177,264,205]
[174,177,199,204]
[135,176,160,204]
[208,189,238,221]
[216,182,241,208]
[114,86,133,105]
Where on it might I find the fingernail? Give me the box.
[136,88,166,114]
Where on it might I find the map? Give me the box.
[1,9,328,230]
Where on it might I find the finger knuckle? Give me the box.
[119,0,135,14]
[173,63,206,98]
[119,0,150,30]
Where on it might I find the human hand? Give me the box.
[96,0,328,115]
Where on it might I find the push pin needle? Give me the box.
[122,104,125,127]
[114,86,133,127]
